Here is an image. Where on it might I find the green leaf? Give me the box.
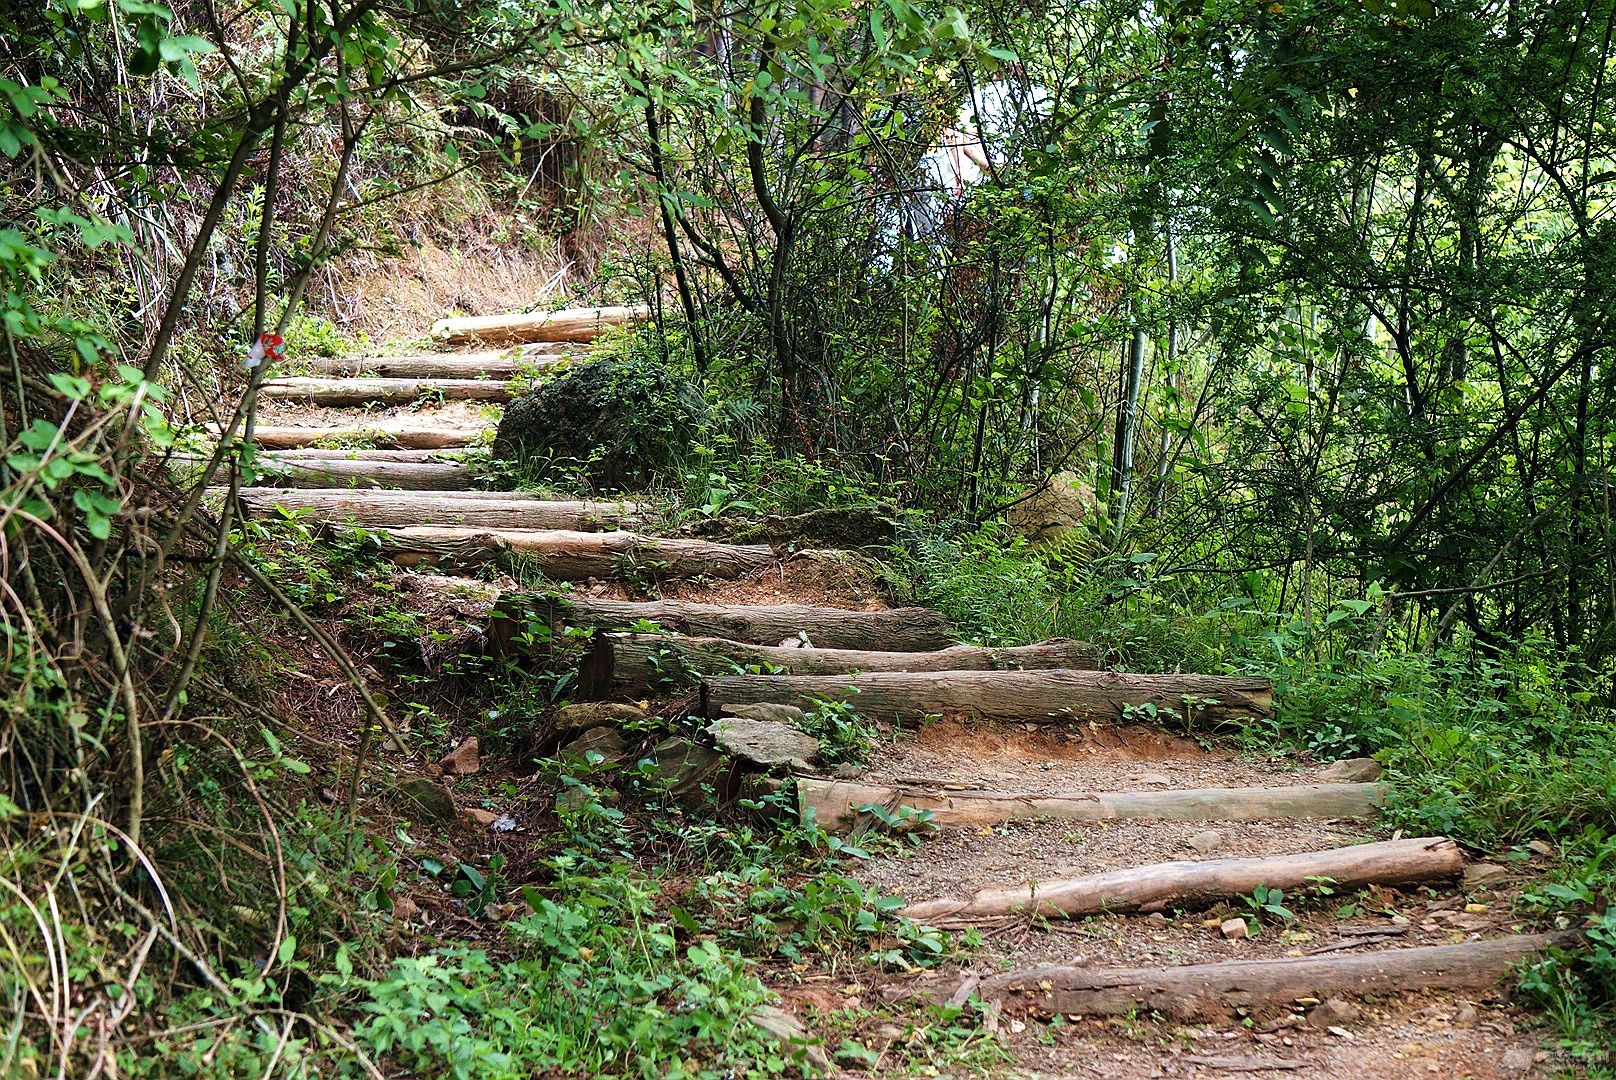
[277,935,297,964]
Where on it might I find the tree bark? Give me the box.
[903,837,1459,925]
[258,377,516,406]
[494,595,956,652]
[235,488,641,530]
[701,669,1272,725]
[245,424,483,450]
[582,634,1101,700]
[796,777,1383,834]
[301,348,573,379]
[973,933,1569,1020]
[245,457,483,490]
[373,526,774,578]
[430,304,650,346]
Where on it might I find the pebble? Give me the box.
[1307,997,1361,1029]
[1220,917,1249,939]
[1463,862,1509,887]
[1189,829,1223,854]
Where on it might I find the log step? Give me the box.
[234,488,640,530]
[796,777,1383,833]
[973,933,1569,1020]
[702,668,1273,726]
[432,303,649,346]
[902,836,1459,925]
[301,346,575,379]
[370,526,775,579]
[259,377,515,406]
[250,457,483,490]
[245,424,484,450]
[581,633,1101,700]
[494,594,956,653]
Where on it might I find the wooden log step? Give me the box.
[257,448,470,463]
[796,777,1383,833]
[258,377,515,406]
[701,669,1273,726]
[973,933,1569,1020]
[246,424,483,450]
[581,634,1102,700]
[494,595,956,653]
[249,458,482,490]
[432,304,650,346]
[371,526,775,578]
[302,347,575,379]
[902,837,1461,925]
[235,488,640,530]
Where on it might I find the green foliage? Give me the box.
[800,693,879,765]
[897,523,1058,645]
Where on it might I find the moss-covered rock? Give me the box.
[493,354,705,487]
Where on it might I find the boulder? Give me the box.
[1006,472,1098,545]
[722,702,808,726]
[708,717,819,772]
[438,736,481,776]
[555,702,654,734]
[1319,757,1382,782]
[396,777,457,823]
[648,736,728,796]
[492,354,705,486]
[562,726,631,759]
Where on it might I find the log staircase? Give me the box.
[225,305,1556,1074]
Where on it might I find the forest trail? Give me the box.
[238,315,1556,1080]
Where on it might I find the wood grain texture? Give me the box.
[903,836,1460,924]
[431,304,651,345]
[795,777,1383,833]
[581,634,1100,700]
[702,668,1273,725]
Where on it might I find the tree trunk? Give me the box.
[974,933,1569,1020]
[374,527,774,578]
[494,595,955,653]
[903,837,1459,925]
[258,377,515,406]
[582,634,1101,700]
[235,488,641,530]
[430,304,650,346]
[301,348,573,378]
[245,424,482,450]
[701,669,1272,725]
[796,777,1382,833]
[245,457,483,490]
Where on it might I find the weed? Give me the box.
[800,692,879,765]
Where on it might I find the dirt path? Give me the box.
[238,313,1560,1079]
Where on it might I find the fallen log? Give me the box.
[246,424,482,450]
[258,377,515,406]
[581,634,1100,700]
[302,347,574,378]
[235,488,640,530]
[494,595,956,653]
[256,448,464,462]
[250,458,483,490]
[431,304,650,346]
[797,777,1383,833]
[973,933,1569,1020]
[372,526,775,578]
[701,668,1272,726]
[902,836,1461,925]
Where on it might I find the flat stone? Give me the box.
[722,702,808,726]
[1527,839,1554,856]
[555,702,652,733]
[438,736,480,776]
[1463,862,1509,887]
[1136,773,1172,786]
[463,807,499,826]
[832,762,868,779]
[1189,829,1223,855]
[648,736,727,796]
[396,777,456,823]
[1306,997,1360,1029]
[1220,917,1249,939]
[563,726,631,759]
[1319,757,1382,782]
[708,717,819,772]
[1501,1047,1536,1074]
